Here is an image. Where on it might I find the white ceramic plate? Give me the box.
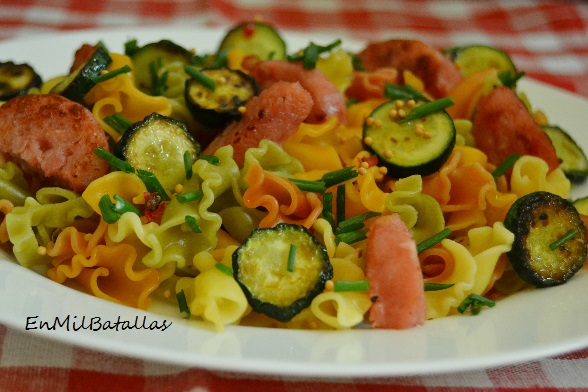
[0,27,587,379]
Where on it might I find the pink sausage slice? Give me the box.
[0,94,110,192]
[203,81,313,167]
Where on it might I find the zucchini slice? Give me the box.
[362,99,456,178]
[0,61,42,100]
[504,191,587,288]
[543,125,588,182]
[128,39,193,95]
[232,223,333,322]
[445,45,517,78]
[217,21,287,61]
[113,112,200,191]
[184,68,259,128]
[50,44,112,102]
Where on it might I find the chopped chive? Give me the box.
[94,147,135,173]
[290,178,326,193]
[191,53,209,68]
[492,154,521,179]
[98,194,121,223]
[103,113,133,134]
[416,228,452,254]
[352,55,365,72]
[149,58,169,96]
[346,97,358,107]
[384,83,427,101]
[136,169,170,201]
[321,167,358,188]
[184,215,202,233]
[124,38,141,57]
[184,65,215,90]
[98,194,141,223]
[550,229,579,251]
[498,70,525,88]
[398,97,454,123]
[176,190,204,204]
[176,289,191,317]
[208,48,228,69]
[92,65,132,84]
[287,244,297,272]
[287,39,342,70]
[302,43,320,70]
[215,262,233,276]
[183,150,193,180]
[424,282,455,291]
[457,293,495,315]
[336,184,346,225]
[112,194,141,216]
[322,192,335,228]
[336,211,380,235]
[335,229,368,245]
[334,279,370,292]
[198,154,220,165]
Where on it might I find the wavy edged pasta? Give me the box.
[424,222,514,319]
[243,162,323,229]
[241,139,305,182]
[84,53,172,141]
[48,228,159,310]
[176,268,249,331]
[6,189,95,267]
[510,155,570,198]
[422,146,518,232]
[310,247,371,329]
[386,175,445,244]
[282,117,343,173]
[106,146,240,270]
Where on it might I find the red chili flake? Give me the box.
[243,23,256,38]
[143,201,168,224]
[359,154,379,167]
[143,192,167,224]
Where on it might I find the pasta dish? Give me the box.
[0,21,586,332]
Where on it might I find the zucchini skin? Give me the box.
[129,39,193,95]
[0,61,42,100]
[363,99,456,178]
[444,44,517,77]
[51,44,112,103]
[543,125,588,182]
[232,223,333,322]
[184,68,259,128]
[504,191,587,288]
[217,21,287,61]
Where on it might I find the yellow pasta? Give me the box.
[424,222,514,319]
[311,291,372,329]
[176,268,249,332]
[510,155,570,198]
[85,53,172,141]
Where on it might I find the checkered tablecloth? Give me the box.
[1,1,588,391]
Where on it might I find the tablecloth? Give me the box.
[1,1,588,391]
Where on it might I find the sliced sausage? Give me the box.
[248,60,347,124]
[0,94,110,192]
[471,86,560,171]
[203,81,313,167]
[357,39,462,98]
